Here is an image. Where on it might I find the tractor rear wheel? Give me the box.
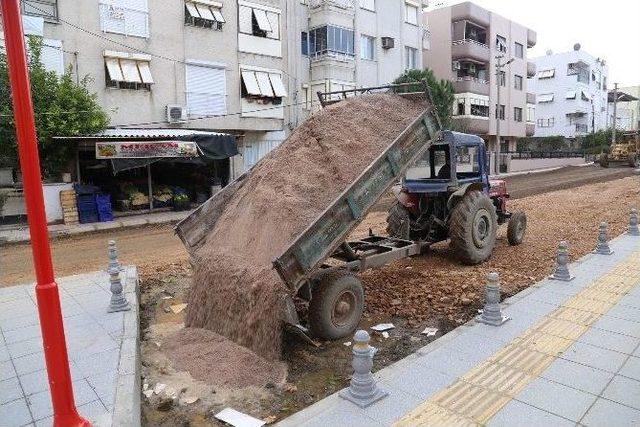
[628,154,639,168]
[600,153,609,168]
[507,211,527,246]
[449,191,498,265]
[309,271,364,340]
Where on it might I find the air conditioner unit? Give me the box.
[452,61,461,71]
[381,37,395,49]
[166,105,187,123]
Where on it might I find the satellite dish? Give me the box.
[546,49,553,55]
[573,43,581,51]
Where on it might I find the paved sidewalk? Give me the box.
[278,233,640,427]
[0,268,140,426]
[0,211,188,243]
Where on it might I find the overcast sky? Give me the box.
[429,0,639,88]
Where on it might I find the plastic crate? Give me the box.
[95,194,113,222]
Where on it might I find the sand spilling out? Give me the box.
[185,94,426,359]
[164,328,287,389]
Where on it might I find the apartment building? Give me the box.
[9,0,293,178]
[288,0,428,116]
[529,45,609,139]
[423,2,537,172]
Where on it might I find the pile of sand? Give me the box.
[186,94,426,359]
[164,328,287,389]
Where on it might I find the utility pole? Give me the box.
[494,55,514,175]
[0,1,89,426]
[612,82,618,144]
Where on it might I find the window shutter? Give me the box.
[40,39,64,75]
[186,64,227,116]
[238,5,252,33]
[265,12,279,39]
[125,9,149,37]
[252,9,272,32]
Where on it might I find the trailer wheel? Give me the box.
[309,272,364,340]
[507,211,527,246]
[449,191,498,265]
[600,153,609,168]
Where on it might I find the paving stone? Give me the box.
[78,400,110,425]
[602,375,640,410]
[561,341,628,373]
[582,398,640,426]
[619,356,640,382]
[412,346,482,378]
[87,371,117,404]
[74,349,119,379]
[362,386,422,425]
[0,397,32,427]
[442,330,511,360]
[620,294,640,310]
[19,369,50,395]
[515,377,597,422]
[0,302,37,322]
[593,316,640,339]
[0,377,23,404]
[577,328,640,355]
[540,357,614,395]
[12,353,45,376]
[0,360,16,381]
[0,345,9,363]
[488,399,575,427]
[3,324,41,345]
[7,337,43,359]
[0,314,40,333]
[606,304,640,323]
[379,368,455,400]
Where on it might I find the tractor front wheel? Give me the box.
[507,211,527,245]
[628,154,639,168]
[309,271,364,340]
[449,191,498,265]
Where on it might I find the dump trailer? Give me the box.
[176,83,441,341]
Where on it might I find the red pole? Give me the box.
[0,1,89,426]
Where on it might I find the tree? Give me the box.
[0,37,109,179]
[393,68,455,129]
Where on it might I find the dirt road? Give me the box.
[0,225,188,286]
[0,164,633,286]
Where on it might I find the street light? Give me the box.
[494,55,514,175]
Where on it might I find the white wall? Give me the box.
[43,183,73,223]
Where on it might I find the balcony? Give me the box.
[309,0,353,10]
[526,92,536,104]
[453,76,490,96]
[527,61,536,78]
[526,122,535,136]
[452,39,490,63]
[527,29,537,48]
[451,2,490,27]
[452,116,490,135]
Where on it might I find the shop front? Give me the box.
[56,129,238,221]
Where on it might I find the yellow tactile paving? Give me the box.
[394,249,640,427]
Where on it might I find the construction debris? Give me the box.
[371,323,395,332]
[169,303,187,314]
[421,327,438,337]
[214,408,266,427]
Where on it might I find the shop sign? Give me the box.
[96,141,199,159]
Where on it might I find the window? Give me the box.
[359,0,375,11]
[581,90,591,101]
[308,26,354,58]
[514,42,523,59]
[456,99,465,116]
[514,75,523,90]
[185,1,225,30]
[21,0,58,21]
[537,93,554,103]
[514,107,523,122]
[360,35,375,60]
[527,105,535,122]
[186,63,226,116]
[536,117,555,127]
[99,0,149,38]
[496,104,505,120]
[565,90,576,100]
[537,68,555,79]
[405,2,419,25]
[495,35,507,53]
[470,97,489,117]
[239,3,280,40]
[576,124,588,133]
[567,62,589,83]
[499,71,506,87]
[405,46,418,70]
[241,68,287,100]
[301,32,309,56]
[104,52,154,90]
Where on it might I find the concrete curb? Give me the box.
[0,211,189,244]
[111,266,141,427]
[489,162,594,180]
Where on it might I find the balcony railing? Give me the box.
[452,38,489,49]
[455,76,488,85]
[310,50,355,62]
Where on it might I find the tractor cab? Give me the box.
[404,131,490,195]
